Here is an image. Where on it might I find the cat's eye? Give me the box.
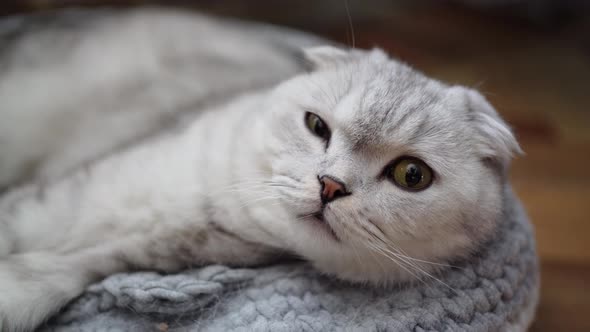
[305,112,331,141]
[388,157,433,191]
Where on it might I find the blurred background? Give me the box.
[2,1,589,331]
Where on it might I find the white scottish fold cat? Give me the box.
[0,8,520,331]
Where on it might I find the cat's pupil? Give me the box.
[305,112,330,141]
[405,164,422,186]
[314,119,326,137]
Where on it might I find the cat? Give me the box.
[0,10,521,332]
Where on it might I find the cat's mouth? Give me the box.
[312,211,324,221]
[299,210,340,241]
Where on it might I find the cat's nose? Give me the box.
[318,175,350,204]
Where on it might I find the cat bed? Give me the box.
[43,188,538,331]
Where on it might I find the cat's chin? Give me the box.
[290,217,450,286]
[309,250,434,287]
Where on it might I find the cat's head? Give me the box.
[261,46,521,285]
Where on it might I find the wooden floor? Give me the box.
[4,1,590,331]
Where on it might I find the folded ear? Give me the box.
[302,46,351,71]
[462,88,523,168]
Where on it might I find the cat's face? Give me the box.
[262,47,520,284]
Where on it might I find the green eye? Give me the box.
[388,157,433,190]
[305,112,330,141]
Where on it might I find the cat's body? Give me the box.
[0,91,284,330]
[0,8,320,189]
[0,8,521,332]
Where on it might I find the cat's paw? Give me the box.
[0,253,88,332]
[0,275,48,332]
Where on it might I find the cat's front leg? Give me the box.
[0,181,140,331]
[0,184,274,331]
[0,250,123,332]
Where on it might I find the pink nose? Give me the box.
[319,175,349,204]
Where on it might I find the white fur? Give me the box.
[0,8,310,188]
[0,10,521,331]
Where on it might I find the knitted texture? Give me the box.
[42,189,539,331]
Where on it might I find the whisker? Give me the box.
[293,212,320,222]
[374,242,457,292]
[371,239,458,292]
[344,0,355,49]
[328,209,428,287]
[300,77,336,106]
[364,220,460,269]
[238,195,281,208]
[353,219,458,292]
[364,241,388,280]
[349,238,366,279]
[363,241,426,286]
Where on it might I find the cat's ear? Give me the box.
[302,46,351,71]
[461,88,523,168]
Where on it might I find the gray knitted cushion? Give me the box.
[43,188,539,332]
